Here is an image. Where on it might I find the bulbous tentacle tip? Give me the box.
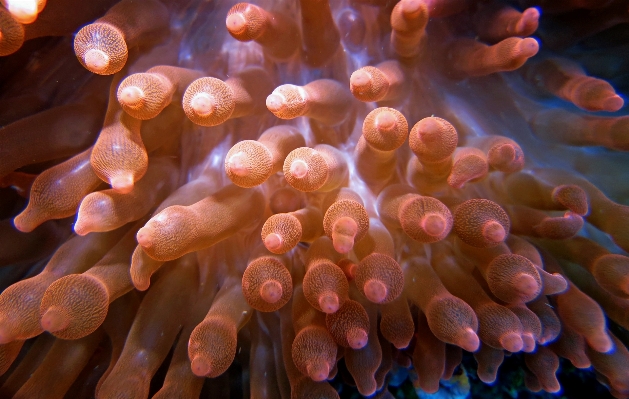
[225,12,247,35]
[225,152,249,177]
[424,384,442,395]
[12,212,36,233]
[588,332,614,354]
[39,274,109,339]
[84,49,111,74]
[7,3,38,24]
[515,7,540,34]
[552,184,589,216]
[118,86,145,108]
[74,208,105,236]
[363,279,388,304]
[533,211,583,239]
[331,217,358,254]
[542,271,568,295]
[136,227,154,248]
[478,372,498,385]
[421,213,447,238]
[347,328,368,349]
[40,307,70,333]
[109,174,134,194]
[602,95,624,112]
[374,109,398,132]
[393,340,411,350]
[458,327,480,352]
[544,380,561,394]
[401,0,424,16]
[482,220,507,244]
[319,294,340,314]
[522,333,536,353]
[306,361,330,382]
[518,37,539,58]
[190,93,215,116]
[574,357,591,370]
[259,280,283,304]
[265,93,284,113]
[349,69,371,89]
[523,6,540,20]
[130,264,152,291]
[72,219,91,236]
[331,235,354,255]
[417,117,444,142]
[131,276,150,292]
[537,334,550,345]
[513,273,541,299]
[190,355,212,377]
[492,143,516,163]
[500,332,524,353]
[263,233,283,252]
[289,159,309,179]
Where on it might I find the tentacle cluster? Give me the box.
[1,0,628,398]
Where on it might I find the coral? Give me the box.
[0,0,628,398]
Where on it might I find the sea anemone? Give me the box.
[0,0,628,398]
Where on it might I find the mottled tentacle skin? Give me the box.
[325,299,369,349]
[136,185,265,262]
[525,57,623,112]
[267,79,354,126]
[350,61,409,104]
[225,125,305,188]
[39,221,141,340]
[453,199,510,248]
[344,293,382,396]
[303,237,348,314]
[226,3,300,61]
[261,206,322,254]
[183,67,273,126]
[404,256,480,352]
[242,251,293,312]
[0,7,25,56]
[390,0,429,58]
[74,0,169,75]
[322,188,369,254]
[283,144,348,192]
[130,172,220,291]
[0,228,125,344]
[355,108,408,192]
[13,148,102,233]
[377,184,453,243]
[188,277,252,378]
[433,243,525,352]
[75,157,178,235]
[118,66,203,120]
[291,285,337,382]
